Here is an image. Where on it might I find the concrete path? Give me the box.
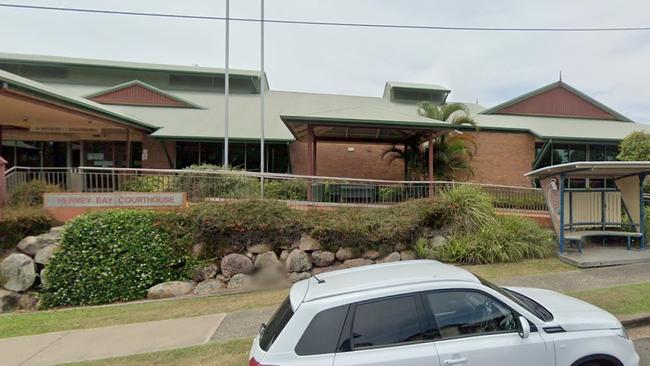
[0,314,225,366]
[211,306,276,342]
[496,261,650,292]
[3,261,650,366]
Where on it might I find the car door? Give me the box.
[332,294,441,366]
[423,290,553,366]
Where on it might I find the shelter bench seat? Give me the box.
[564,230,643,253]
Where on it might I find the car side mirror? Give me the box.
[518,316,530,339]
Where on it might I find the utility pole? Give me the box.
[223,0,230,168]
[260,0,265,197]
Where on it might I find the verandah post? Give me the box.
[558,173,565,254]
[0,156,7,208]
[307,125,314,202]
[640,173,646,249]
[428,133,434,198]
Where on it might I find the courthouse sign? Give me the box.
[45,192,185,208]
[43,192,186,221]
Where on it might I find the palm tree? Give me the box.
[383,102,477,180]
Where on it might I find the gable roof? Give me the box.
[0,69,157,132]
[480,81,632,122]
[85,80,205,109]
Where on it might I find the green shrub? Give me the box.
[434,215,554,264]
[175,164,260,200]
[618,131,649,161]
[192,200,304,257]
[437,184,496,233]
[123,175,175,192]
[306,198,440,252]
[0,207,54,252]
[492,194,546,210]
[378,186,428,202]
[264,180,308,200]
[8,180,61,207]
[41,210,192,308]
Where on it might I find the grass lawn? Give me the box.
[67,337,253,366]
[0,288,288,339]
[462,258,576,279]
[69,281,650,366]
[571,282,650,316]
[0,258,576,340]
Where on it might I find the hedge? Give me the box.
[0,207,54,252]
[41,210,193,308]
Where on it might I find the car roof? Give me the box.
[294,260,479,304]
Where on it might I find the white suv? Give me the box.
[249,260,639,366]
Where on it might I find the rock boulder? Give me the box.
[192,279,226,295]
[311,251,335,267]
[285,249,312,272]
[298,234,321,252]
[335,247,354,261]
[0,253,37,292]
[343,258,374,268]
[379,252,401,263]
[0,290,19,313]
[288,271,311,283]
[146,281,194,299]
[17,236,51,257]
[192,263,219,282]
[35,244,60,265]
[221,254,254,278]
[255,251,280,269]
[227,273,253,289]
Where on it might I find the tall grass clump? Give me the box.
[437,184,496,232]
[435,215,555,264]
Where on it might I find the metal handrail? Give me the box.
[77,166,542,192]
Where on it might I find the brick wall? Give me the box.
[468,131,536,187]
[290,141,405,180]
[142,136,175,169]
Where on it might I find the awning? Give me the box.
[526,161,650,179]
[281,106,452,143]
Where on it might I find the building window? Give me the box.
[175,141,290,173]
[590,144,618,161]
[176,142,200,168]
[535,142,619,168]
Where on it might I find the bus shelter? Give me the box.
[526,162,650,264]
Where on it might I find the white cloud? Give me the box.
[2,0,649,121]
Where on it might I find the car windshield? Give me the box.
[476,275,554,322]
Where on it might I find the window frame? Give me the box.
[421,288,527,342]
[344,293,431,352]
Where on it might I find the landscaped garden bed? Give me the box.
[0,185,557,311]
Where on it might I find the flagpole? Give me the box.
[260,0,265,197]
[223,0,230,169]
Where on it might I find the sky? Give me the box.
[2,0,650,122]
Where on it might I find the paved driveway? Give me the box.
[636,338,650,365]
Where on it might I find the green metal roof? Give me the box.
[1,53,645,143]
[282,105,452,142]
[385,81,450,92]
[480,81,633,122]
[0,52,262,79]
[472,113,647,141]
[0,69,158,132]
